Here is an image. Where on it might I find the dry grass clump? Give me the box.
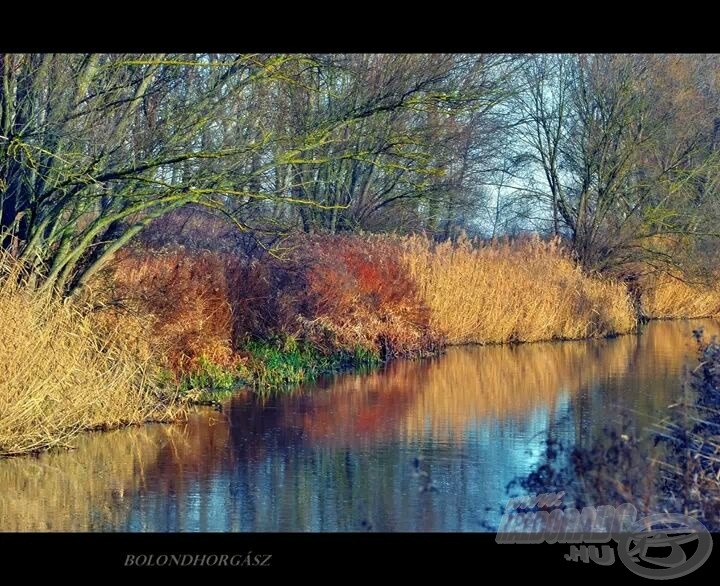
[640,274,720,319]
[0,252,183,457]
[401,234,637,345]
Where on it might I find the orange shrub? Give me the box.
[238,235,443,358]
[108,248,245,373]
[300,236,442,357]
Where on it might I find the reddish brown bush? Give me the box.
[108,248,246,373]
[238,235,443,358]
[103,236,440,375]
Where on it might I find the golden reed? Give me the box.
[401,235,637,345]
[641,274,720,319]
[0,252,183,457]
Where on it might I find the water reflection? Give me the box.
[0,319,716,532]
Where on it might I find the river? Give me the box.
[1,319,717,532]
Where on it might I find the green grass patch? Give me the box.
[243,337,381,393]
[177,338,382,403]
[176,356,249,404]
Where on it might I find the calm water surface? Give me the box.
[1,319,717,532]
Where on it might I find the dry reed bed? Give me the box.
[401,235,637,345]
[0,253,183,457]
[106,235,640,373]
[640,274,720,319]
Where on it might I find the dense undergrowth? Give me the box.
[2,229,719,457]
[107,232,720,400]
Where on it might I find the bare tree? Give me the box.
[509,54,720,274]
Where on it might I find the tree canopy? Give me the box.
[1,53,719,295]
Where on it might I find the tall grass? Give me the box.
[0,253,183,457]
[402,234,637,345]
[640,274,720,319]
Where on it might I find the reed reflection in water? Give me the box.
[0,319,716,532]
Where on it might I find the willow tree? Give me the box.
[265,53,519,236]
[0,53,342,296]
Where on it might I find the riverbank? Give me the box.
[109,233,720,393]
[109,234,639,384]
[2,234,719,457]
[0,252,184,458]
